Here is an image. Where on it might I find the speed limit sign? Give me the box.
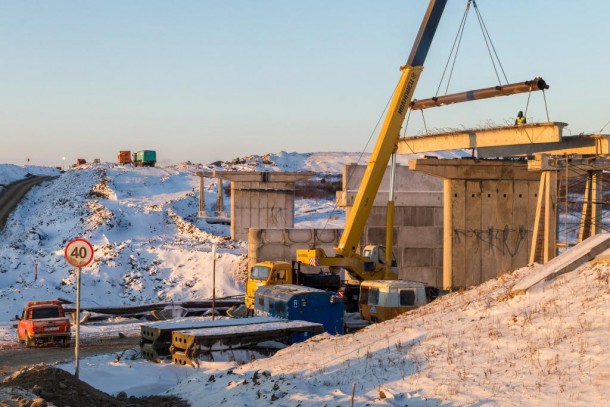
[64,238,94,268]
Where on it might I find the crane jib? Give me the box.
[398,70,418,115]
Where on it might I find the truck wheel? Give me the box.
[62,338,70,348]
[25,334,35,348]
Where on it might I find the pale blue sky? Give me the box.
[1,1,609,166]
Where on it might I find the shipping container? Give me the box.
[133,150,156,167]
[254,284,344,341]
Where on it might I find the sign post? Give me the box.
[212,244,216,320]
[64,238,94,380]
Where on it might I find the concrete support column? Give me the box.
[578,171,603,242]
[443,179,452,290]
[592,172,602,236]
[530,172,546,264]
[217,179,225,216]
[198,175,207,217]
[544,171,557,263]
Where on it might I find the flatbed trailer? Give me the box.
[140,316,277,361]
[171,320,324,366]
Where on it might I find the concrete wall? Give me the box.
[339,164,444,286]
[247,228,342,271]
[449,179,538,286]
[231,182,296,241]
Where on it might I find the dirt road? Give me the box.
[0,335,140,379]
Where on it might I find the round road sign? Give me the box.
[64,238,94,268]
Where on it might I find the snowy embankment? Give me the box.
[167,261,610,406]
[0,163,246,321]
[0,152,366,320]
[0,164,59,185]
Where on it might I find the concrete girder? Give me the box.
[210,171,313,183]
[408,158,540,181]
[477,135,610,158]
[397,122,566,155]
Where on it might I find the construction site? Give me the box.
[1,0,610,406]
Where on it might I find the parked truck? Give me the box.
[16,300,71,347]
[359,280,439,323]
[245,261,340,311]
[117,150,132,165]
[132,150,157,167]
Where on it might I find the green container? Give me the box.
[136,150,156,165]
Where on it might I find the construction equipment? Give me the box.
[254,285,344,337]
[244,261,340,311]
[244,1,448,316]
[296,0,447,284]
[409,77,549,110]
[359,280,439,323]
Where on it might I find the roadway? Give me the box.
[0,175,56,228]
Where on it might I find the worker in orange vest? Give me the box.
[515,111,526,125]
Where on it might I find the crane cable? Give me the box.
[473,0,509,85]
[435,0,472,97]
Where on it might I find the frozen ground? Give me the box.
[5,152,605,405]
[4,260,607,406]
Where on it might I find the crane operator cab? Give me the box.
[362,245,397,271]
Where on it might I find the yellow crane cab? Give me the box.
[362,245,397,270]
[359,280,430,323]
[245,261,292,310]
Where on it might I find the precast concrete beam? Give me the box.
[398,122,566,154]
[477,135,610,158]
[212,171,313,183]
[408,158,540,181]
[337,191,442,208]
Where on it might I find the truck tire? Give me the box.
[25,334,35,348]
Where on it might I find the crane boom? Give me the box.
[298,0,447,280]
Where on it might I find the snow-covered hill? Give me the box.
[0,163,242,320]
[167,260,610,406]
[2,152,609,405]
[1,152,384,320]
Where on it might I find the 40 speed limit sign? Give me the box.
[64,238,94,268]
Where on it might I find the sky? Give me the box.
[1,0,610,167]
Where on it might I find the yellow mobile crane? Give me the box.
[297,1,447,280]
[244,0,448,312]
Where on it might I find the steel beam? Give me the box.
[398,122,566,154]
[410,77,548,111]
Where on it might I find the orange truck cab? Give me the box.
[16,300,71,347]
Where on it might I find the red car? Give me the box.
[16,300,71,347]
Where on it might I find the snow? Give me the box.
[2,152,607,405]
[0,164,59,185]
